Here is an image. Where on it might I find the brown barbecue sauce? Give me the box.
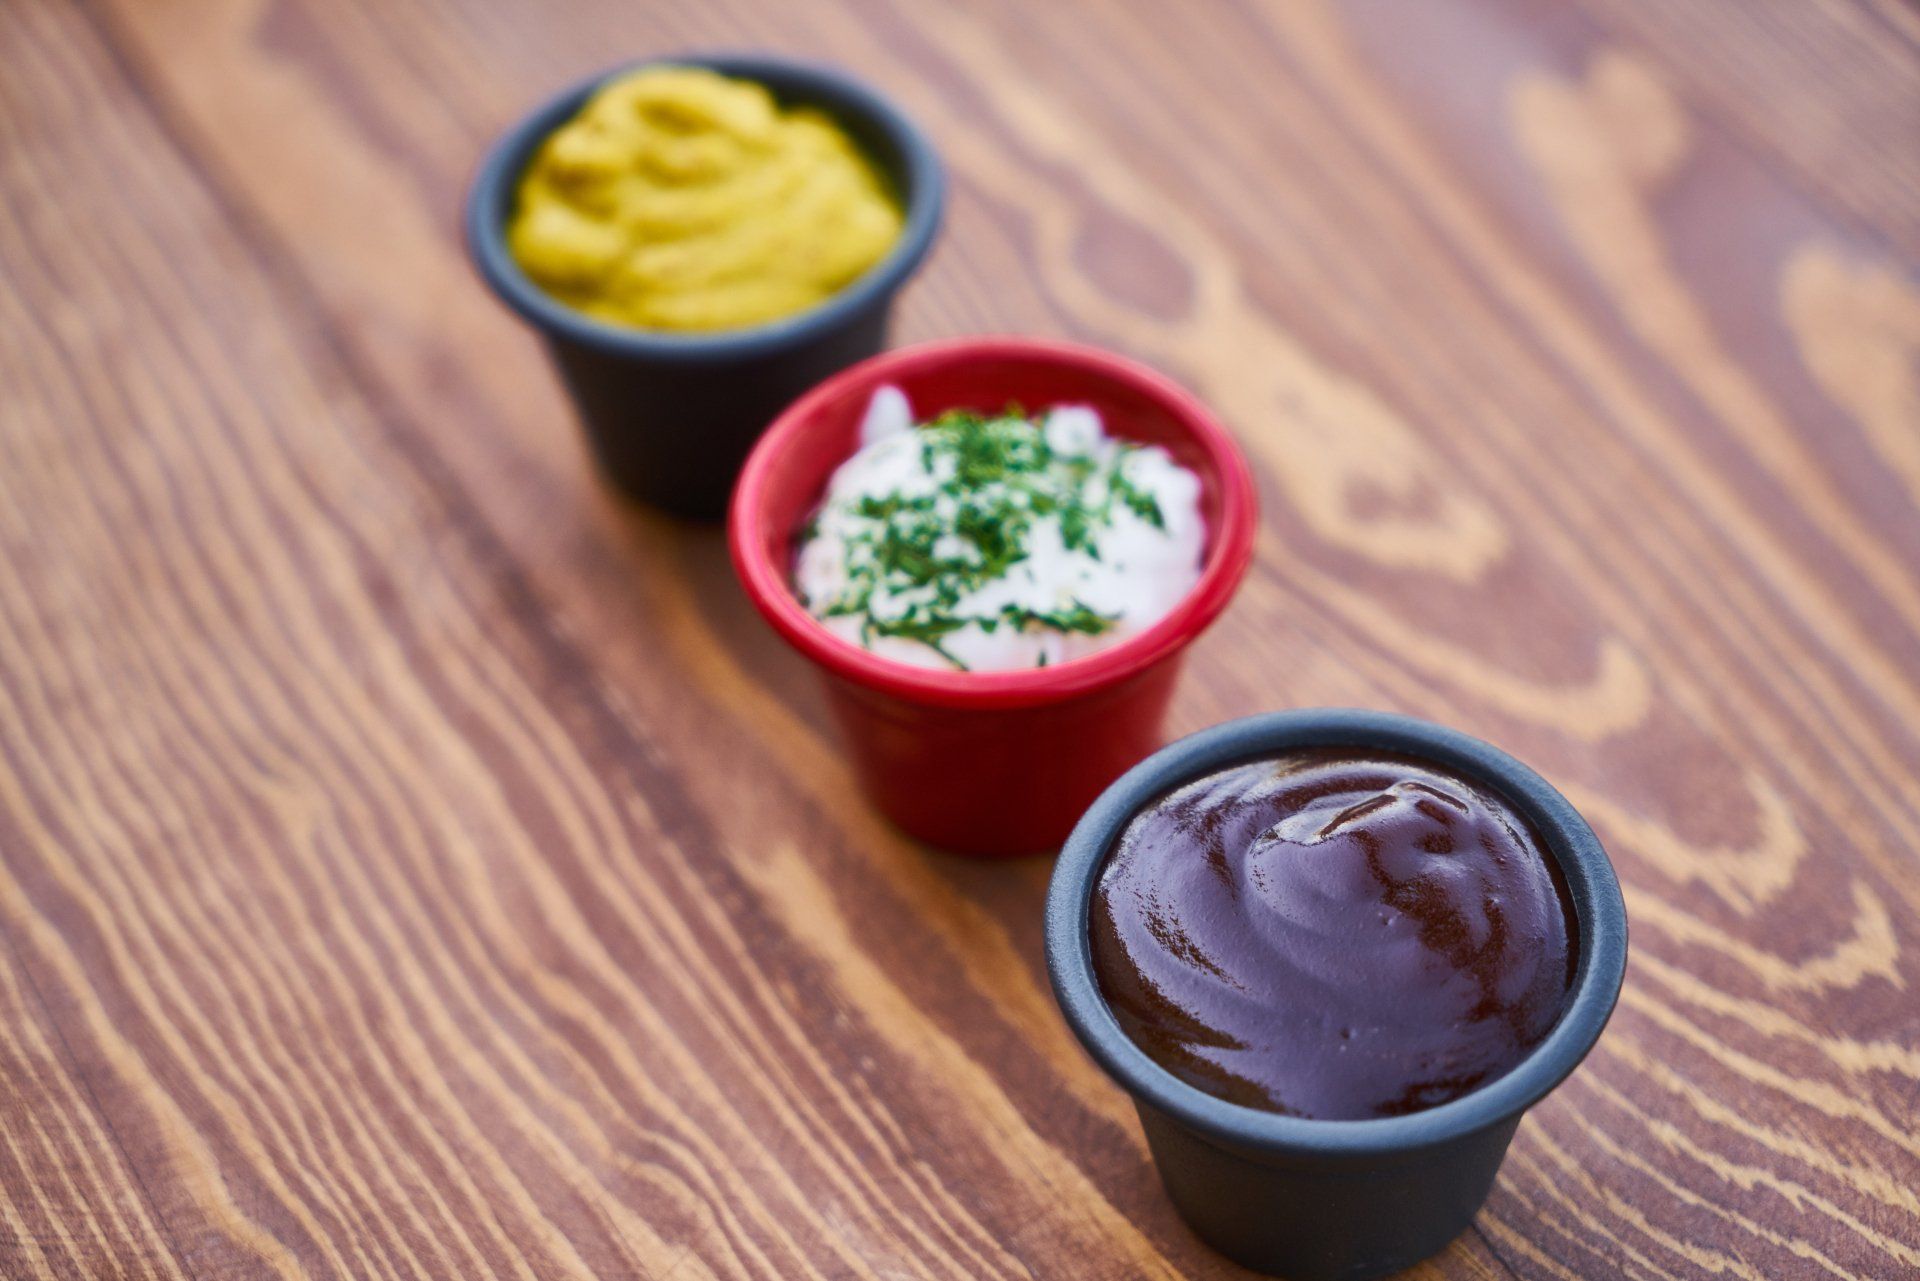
[1090,750,1577,1119]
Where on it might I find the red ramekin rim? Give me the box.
[728,336,1260,711]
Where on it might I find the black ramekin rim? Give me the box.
[464,51,946,363]
[1044,708,1628,1161]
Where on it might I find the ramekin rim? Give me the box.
[1043,707,1629,1159]
[726,335,1261,710]
[464,50,946,363]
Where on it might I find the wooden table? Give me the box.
[3,0,1916,1276]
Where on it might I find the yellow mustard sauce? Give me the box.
[507,66,904,332]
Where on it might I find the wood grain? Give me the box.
[1,0,1916,1277]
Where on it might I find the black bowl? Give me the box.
[466,53,945,519]
[1044,709,1628,1280]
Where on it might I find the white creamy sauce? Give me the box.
[794,386,1205,672]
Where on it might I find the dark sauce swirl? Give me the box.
[1090,750,1576,1119]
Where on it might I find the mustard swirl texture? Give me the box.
[508,66,903,332]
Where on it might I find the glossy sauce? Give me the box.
[1090,750,1576,1119]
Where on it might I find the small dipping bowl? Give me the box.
[467,54,945,520]
[1045,709,1628,1279]
[729,337,1259,855]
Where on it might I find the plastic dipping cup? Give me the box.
[1045,709,1629,1279]
[728,337,1259,856]
[466,53,945,520]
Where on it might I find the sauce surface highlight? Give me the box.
[1090,750,1575,1119]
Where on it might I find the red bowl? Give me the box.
[729,337,1259,855]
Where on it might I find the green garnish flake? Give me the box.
[805,406,1163,670]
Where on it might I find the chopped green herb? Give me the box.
[802,406,1157,670]
[1112,468,1166,529]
